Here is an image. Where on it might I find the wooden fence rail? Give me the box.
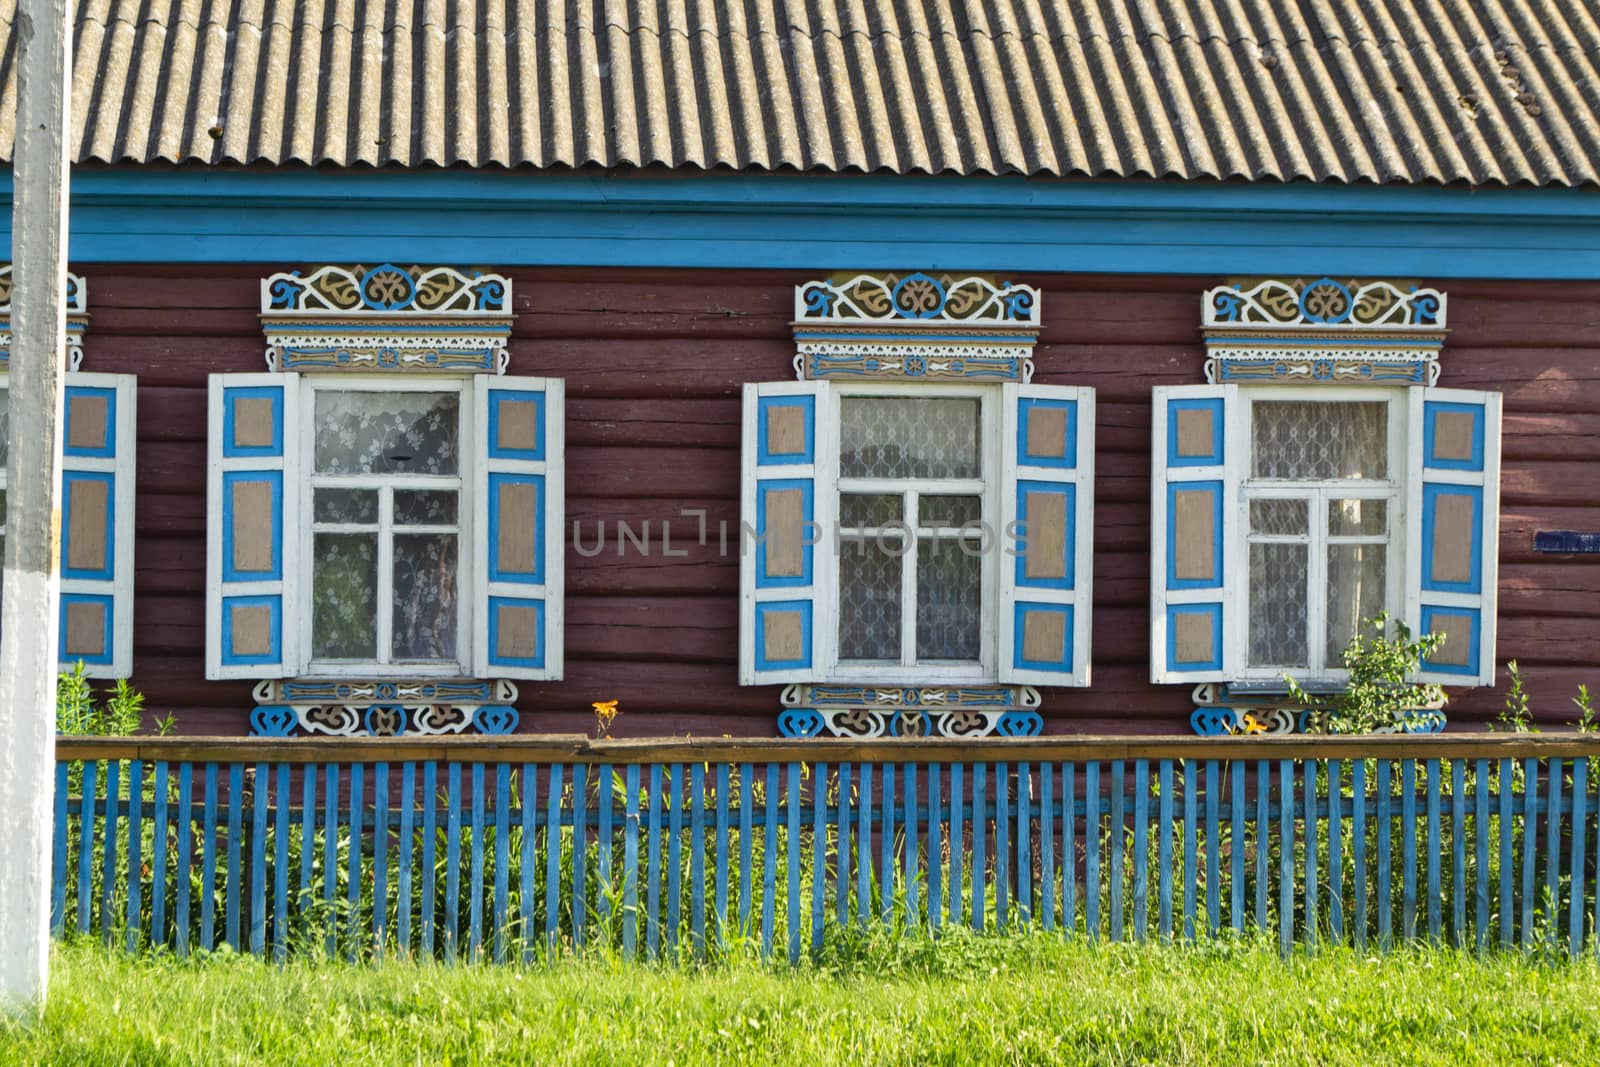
[51,736,1600,963]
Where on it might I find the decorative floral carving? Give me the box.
[1200,278,1448,388]
[261,265,514,376]
[778,684,1042,738]
[1203,278,1445,329]
[249,679,520,737]
[798,272,1040,326]
[0,265,89,371]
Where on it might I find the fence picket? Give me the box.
[763,764,778,957]
[101,760,122,946]
[1451,760,1466,948]
[1569,759,1588,956]
[297,764,314,957]
[1158,760,1172,940]
[548,763,566,952]
[468,762,485,959]
[273,763,289,961]
[126,759,144,952]
[1063,763,1076,936]
[1182,760,1195,943]
[573,763,589,952]
[200,762,216,952]
[1546,760,1563,952]
[1085,761,1099,941]
[1352,759,1367,952]
[1230,761,1244,934]
[444,762,461,962]
[666,765,681,955]
[1133,761,1148,943]
[1328,760,1342,944]
[693,763,708,958]
[399,761,415,958]
[249,761,267,956]
[152,762,171,949]
[492,762,509,962]
[929,763,944,933]
[174,763,191,956]
[1109,761,1124,941]
[227,762,244,951]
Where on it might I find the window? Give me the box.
[207,371,563,684]
[740,379,1094,691]
[303,380,468,675]
[833,387,998,682]
[1241,392,1403,679]
[1151,383,1502,689]
[0,374,138,677]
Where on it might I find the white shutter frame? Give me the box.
[1150,384,1241,683]
[58,371,137,678]
[1404,386,1502,687]
[472,375,565,680]
[999,383,1095,686]
[206,372,300,679]
[738,380,834,686]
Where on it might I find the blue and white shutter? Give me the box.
[206,373,300,679]
[999,384,1095,685]
[739,381,834,686]
[58,372,137,677]
[473,376,565,680]
[1150,384,1240,683]
[1405,387,1502,686]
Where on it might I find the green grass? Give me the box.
[5,935,1599,1065]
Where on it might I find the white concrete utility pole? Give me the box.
[0,0,73,1013]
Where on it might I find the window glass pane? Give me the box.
[314,391,460,475]
[0,388,9,467]
[838,540,900,660]
[313,532,378,659]
[393,533,458,661]
[314,488,378,524]
[839,494,901,530]
[1328,498,1387,537]
[916,544,981,660]
[394,489,459,526]
[1251,401,1387,480]
[1248,542,1308,668]
[918,495,982,528]
[1326,544,1386,664]
[840,397,980,480]
[1249,498,1308,536]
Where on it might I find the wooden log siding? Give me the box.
[87,267,1600,736]
[50,736,1600,961]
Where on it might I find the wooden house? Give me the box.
[2,1,1598,738]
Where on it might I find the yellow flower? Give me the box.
[591,700,620,738]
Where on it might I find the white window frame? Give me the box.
[1236,386,1408,683]
[822,382,1002,686]
[297,375,478,678]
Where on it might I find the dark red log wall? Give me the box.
[86,266,1600,736]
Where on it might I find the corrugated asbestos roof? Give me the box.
[1,0,1598,185]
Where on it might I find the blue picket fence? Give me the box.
[51,735,1600,962]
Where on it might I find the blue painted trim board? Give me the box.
[4,170,1600,279]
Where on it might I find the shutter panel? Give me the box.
[58,372,136,677]
[1150,384,1239,683]
[999,384,1095,686]
[473,376,564,680]
[206,373,299,679]
[1405,387,1502,686]
[739,381,833,686]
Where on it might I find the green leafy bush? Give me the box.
[56,661,172,736]
[1285,611,1446,734]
